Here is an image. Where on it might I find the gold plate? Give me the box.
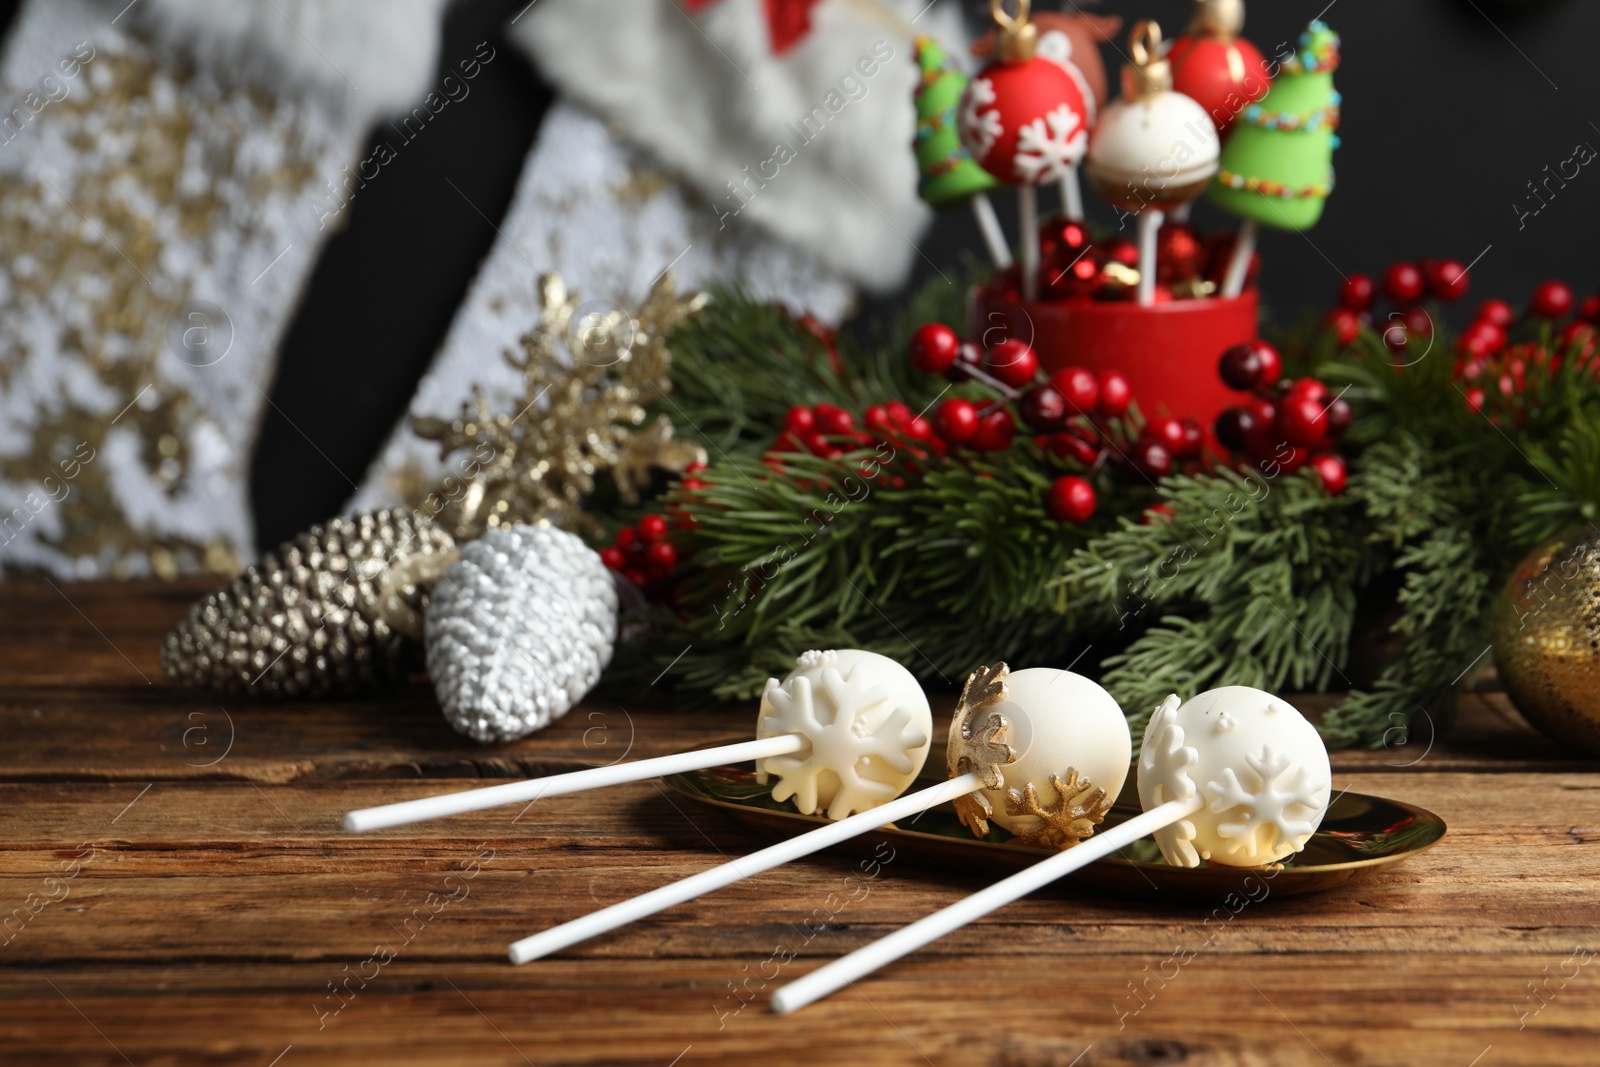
[664,738,1446,900]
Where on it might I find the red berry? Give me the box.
[1254,342,1283,387]
[1325,397,1353,437]
[1143,504,1176,524]
[1383,262,1425,304]
[1047,431,1099,466]
[904,415,934,442]
[1426,259,1470,301]
[933,398,979,445]
[1401,305,1434,338]
[885,400,912,426]
[1560,321,1597,350]
[1218,343,1263,391]
[946,342,984,383]
[1464,387,1486,414]
[1532,280,1574,319]
[1311,453,1346,495]
[1050,366,1099,415]
[1047,475,1097,524]
[814,404,855,436]
[1096,371,1133,417]
[909,323,961,374]
[616,526,636,549]
[1146,417,1189,455]
[1382,318,1411,354]
[863,404,891,433]
[1458,319,1507,358]
[1476,298,1515,327]
[1278,394,1330,447]
[1581,295,1600,324]
[647,541,677,569]
[623,566,649,588]
[681,478,707,491]
[784,405,816,434]
[1339,273,1376,312]
[1017,385,1068,431]
[970,409,1017,452]
[1134,440,1173,478]
[1179,419,1204,457]
[1322,308,1361,347]
[987,339,1039,388]
[637,514,668,542]
[1287,377,1328,403]
[1215,407,1255,451]
[599,546,625,570]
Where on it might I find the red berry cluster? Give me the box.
[1213,340,1351,495]
[600,513,680,591]
[769,399,939,485]
[907,322,1201,524]
[1454,280,1600,415]
[1325,258,1475,352]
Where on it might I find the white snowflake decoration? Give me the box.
[1137,695,1202,866]
[757,668,929,820]
[1204,746,1328,860]
[1012,104,1087,184]
[959,77,1004,164]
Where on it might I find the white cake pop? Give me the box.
[756,649,934,820]
[1137,686,1331,867]
[948,664,1132,849]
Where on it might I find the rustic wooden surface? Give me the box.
[2,578,1598,1067]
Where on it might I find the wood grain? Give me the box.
[1,577,1598,1066]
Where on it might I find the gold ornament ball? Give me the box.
[1492,531,1600,757]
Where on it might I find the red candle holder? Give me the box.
[970,286,1259,449]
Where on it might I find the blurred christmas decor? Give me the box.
[409,273,708,541]
[1492,532,1600,757]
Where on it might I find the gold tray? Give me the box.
[664,738,1446,900]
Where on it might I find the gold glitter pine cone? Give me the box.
[1491,530,1600,757]
[160,508,458,698]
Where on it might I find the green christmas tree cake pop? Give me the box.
[913,36,1011,269]
[1211,20,1341,294]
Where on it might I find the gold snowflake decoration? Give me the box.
[1004,768,1114,850]
[947,662,1018,837]
[411,273,707,541]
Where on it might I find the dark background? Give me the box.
[4,0,1595,548]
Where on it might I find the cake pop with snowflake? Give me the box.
[1137,685,1331,866]
[756,649,934,820]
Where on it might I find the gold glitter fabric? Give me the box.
[0,0,428,579]
[1492,531,1600,756]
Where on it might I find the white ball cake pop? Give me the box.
[948,665,1132,849]
[1137,686,1332,867]
[756,649,934,820]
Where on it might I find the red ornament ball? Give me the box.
[933,398,979,445]
[987,339,1039,387]
[1532,280,1574,319]
[1047,475,1097,524]
[1102,236,1140,269]
[1050,365,1100,415]
[1156,222,1208,284]
[958,57,1089,187]
[1427,259,1470,302]
[1339,273,1375,313]
[971,408,1017,452]
[1382,262,1425,305]
[1044,249,1102,300]
[1096,371,1132,417]
[1476,298,1515,328]
[909,323,961,375]
[1040,217,1092,262]
[1166,32,1272,138]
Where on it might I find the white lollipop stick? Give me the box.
[970,193,1014,270]
[1221,218,1258,298]
[508,771,983,965]
[343,734,807,833]
[1136,207,1165,306]
[1058,167,1085,222]
[1018,184,1040,301]
[771,795,1199,1014]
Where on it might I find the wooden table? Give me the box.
[3,578,1598,1066]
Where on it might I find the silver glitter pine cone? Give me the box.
[426,524,618,743]
[161,509,458,697]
